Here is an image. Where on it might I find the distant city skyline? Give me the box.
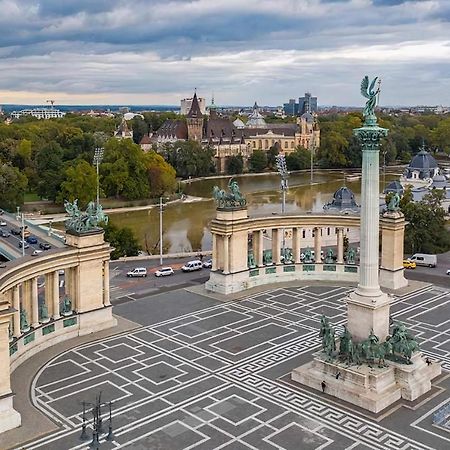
[0,1,449,106]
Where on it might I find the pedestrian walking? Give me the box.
[321,380,326,393]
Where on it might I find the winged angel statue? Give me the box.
[360,75,380,121]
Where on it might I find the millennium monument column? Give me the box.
[346,76,390,342]
[292,77,441,413]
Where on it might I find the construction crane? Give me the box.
[46,100,55,109]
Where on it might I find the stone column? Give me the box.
[337,227,344,264]
[52,271,60,320]
[292,227,301,263]
[272,229,281,264]
[223,235,230,274]
[314,227,322,263]
[254,230,264,267]
[347,116,390,342]
[0,311,21,432]
[212,234,218,271]
[22,280,31,327]
[31,278,39,328]
[103,261,111,307]
[12,286,20,338]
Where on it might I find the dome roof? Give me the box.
[323,186,360,212]
[409,149,438,170]
[301,112,314,123]
[431,174,448,189]
[384,180,404,194]
[247,101,267,128]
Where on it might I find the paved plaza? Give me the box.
[22,284,450,450]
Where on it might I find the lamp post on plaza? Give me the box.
[93,147,104,206]
[276,154,289,260]
[79,392,114,448]
[159,197,164,266]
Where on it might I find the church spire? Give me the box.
[187,91,202,119]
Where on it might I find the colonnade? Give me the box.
[206,208,407,295]
[6,262,110,340]
[0,229,117,434]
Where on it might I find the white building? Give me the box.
[10,108,66,120]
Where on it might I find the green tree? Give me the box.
[166,141,215,178]
[101,139,150,199]
[317,131,348,167]
[0,163,28,209]
[249,150,267,173]
[36,142,64,201]
[103,222,141,259]
[267,144,279,169]
[144,151,176,196]
[401,187,450,254]
[227,155,244,174]
[285,146,311,170]
[131,117,148,145]
[58,160,97,207]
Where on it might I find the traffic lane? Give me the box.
[404,262,450,288]
[109,256,208,273]
[111,265,211,298]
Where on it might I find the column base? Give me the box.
[78,306,117,336]
[379,268,408,291]
[347,289,391,342]
[0,394,21,434]
[291,353,441,414]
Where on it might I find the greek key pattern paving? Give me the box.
[24,285,450,450]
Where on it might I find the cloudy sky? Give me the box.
[0,0,449,106]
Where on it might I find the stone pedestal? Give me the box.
[380,211,408,290]
[0,395,21,434]
[292,353,441,413]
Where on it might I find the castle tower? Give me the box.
[186,92,204,142]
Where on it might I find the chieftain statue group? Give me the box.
[319,315,419,367]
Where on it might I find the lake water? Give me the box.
[109,170,399,254]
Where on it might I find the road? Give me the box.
[404,250,450,288]
[109,257,212,303]
[0,211,64,260]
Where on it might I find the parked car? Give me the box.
[0,220,6,226]
[18,241,29,249]
[202,259,213,268]
[39,242,51,250]
[26,236,38,244]
[0,230,10,238]
[126,267,147,277]
[10,228,21,236]
[31,249,43,256]
[446,269,450,275]
[0,209,4,215]
[181,260,203,272]
[155,267,174,277]
[407,253,437,268]
[403,260,416,269]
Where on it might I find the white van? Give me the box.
[408,254,437,268]
[127,267,148,277]
[181,260,203,272]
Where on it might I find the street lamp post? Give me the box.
[159,197,164,266]
[93,147,105,205]
[275,154,289,261]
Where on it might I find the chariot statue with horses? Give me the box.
[64,199,109,233]
[212,178,247,209]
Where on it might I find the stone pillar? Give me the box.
[12,286,20,339]
[212,234,218,271]
[292,227,301,263]
[337,227,344,264]
[103,261,111,307]
[347,117,390,343]
[272,229,281,264]
[0,312,21,432]
[52,271,60,320]
[223,235,230,274]
[314,227,322,263]
[22,280,31,326]
[380,211,408,290]
[254,230,264,267]
[30,278,39,328]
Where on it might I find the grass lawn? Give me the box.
[24,192,41,202]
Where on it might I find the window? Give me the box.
[285,142,288,148]
[327,227,330,236]
[302,230,306,239]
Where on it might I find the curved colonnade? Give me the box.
[0,231,116,433]
[206,209,407,294]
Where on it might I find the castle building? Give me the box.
[152,93,320,174]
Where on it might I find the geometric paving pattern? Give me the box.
[25,285,450,449]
